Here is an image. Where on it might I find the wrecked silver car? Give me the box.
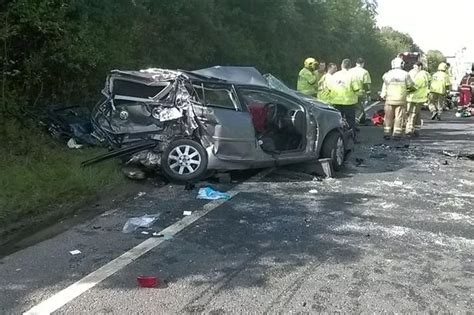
[89,66,353,182]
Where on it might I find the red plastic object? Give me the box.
[137,276,158,288]
[371,110,385,126]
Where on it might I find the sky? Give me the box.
[376,0,474,58]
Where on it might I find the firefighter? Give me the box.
[317,63,337,104]
[315,61,327,87]
[459,65,474,106]
[350,57,372,125]
[429,62,451,120]
[381,58,414,140]
[297,57,319,97]
[406,62,431,137]
[329,59,362,133]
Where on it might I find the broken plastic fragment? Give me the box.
[183,211,192,216]
[137,276,158,288]
[69,250,82,255]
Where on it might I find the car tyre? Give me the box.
[321,131,345,171]
[162,139,208,183]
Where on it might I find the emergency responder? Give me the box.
[406,62,431,137]
[381,58,414,140]
[429,62,451,120]
[459,65,474,106]
[349,57,372,125]
[317,63,337,104]
[330,59,362,133]
[297,57,319,97]
[314,61,327,87]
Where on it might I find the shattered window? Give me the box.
[195,85,238,110]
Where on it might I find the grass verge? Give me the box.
[0,118,126,237]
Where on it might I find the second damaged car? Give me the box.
[88,66,353,182]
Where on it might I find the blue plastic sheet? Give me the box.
[197,187,231,200]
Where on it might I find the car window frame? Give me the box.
[236,86,307,114]
[193,82,242,111]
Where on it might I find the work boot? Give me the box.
[431,112,438,120]
[436,113,442,121]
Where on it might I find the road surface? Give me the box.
[1,110,473,313]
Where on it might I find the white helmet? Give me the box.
[391,57,404,69]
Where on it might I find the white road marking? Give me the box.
[24,169,273,315]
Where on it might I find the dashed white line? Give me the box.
[24,168,274,315]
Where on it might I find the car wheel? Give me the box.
[162,139,208,182]
[321,131,345,171]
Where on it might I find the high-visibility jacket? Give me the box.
[329,69,361,105]
[381,69,414,106]
[317,73,334,104]
[349,66,372,96]
[430,71,450,95]
[407,70,431,103]
[297,68,318,97]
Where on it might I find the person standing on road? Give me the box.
[329,59,362,134]
[314,61,327,90]
[406,62,431,137]
[317,63,337,104]
[297,57,319,98]
[349,57,372,125]
[429,62,451,120]
[459,65,474,106]
[381,58,415,140]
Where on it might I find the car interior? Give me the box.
[242,91,306,153]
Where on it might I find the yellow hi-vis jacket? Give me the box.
[407,70,431,103]
[297,68,318,97]
[381,69,414,106]
[349,65,372,96]
[317,73,334,104]
[329,69,361,105]
[430,71,450,95]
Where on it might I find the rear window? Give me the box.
[112,79,168,99]
[194,85,238,110]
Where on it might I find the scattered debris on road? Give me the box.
[134,192,147,199]
[197,187,231,200]
[442,150,474,160]
[137,276,158,288]
[183,211,192,216]
[69,250,82,255]
[122,214,160,233]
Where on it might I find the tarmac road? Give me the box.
[0,110,473,314]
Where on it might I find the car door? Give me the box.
[237,87,317,159]
[192,83,258,161]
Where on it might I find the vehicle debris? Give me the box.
[69,250,82,255]
[67,138,83,149]
[442,150,474,160]
[55,66,353,183]
[183,211,192,216]
[197,187,231,200]
[122,214,160,233]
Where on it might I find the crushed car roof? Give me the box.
[191,66,269,87]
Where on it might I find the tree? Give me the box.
[0,0,421,114]
[426,50,446,74]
